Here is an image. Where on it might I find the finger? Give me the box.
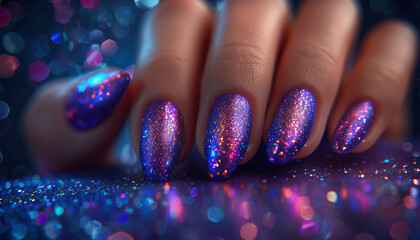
[264,0,359,164]
[196,0,289,179]
[129,0,212,182]
[328,20,418,153]
[23,68,131,172]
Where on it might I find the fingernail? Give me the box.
[139,101,184,182]
[64,70,130,130]
[331,100,375,154]
[266,88,316,164]
[205,94,253,180]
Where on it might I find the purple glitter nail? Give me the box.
[139,101,184,182]
[266,89,316,164]
[331,101,375,154]
[64,70,130,130]
[205,94,253,180]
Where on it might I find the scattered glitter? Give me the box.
[80,0,99,9]
[101,39,118,57]
[207,206,224,223]
[332,101,375,154]
[327,191,338,203]
[70,27,87,43]
[3,32,24,54]
[266,89,316,164]
[29,61,49,82]
[0,54,19,78]
[0,7,11,28]
[114,6,135,26]
[300,220,319,237]
[240,223,258,240]
[139,101,184,182]
[205,94,253,180]
[64,71,130,130]
[0,100,10,120]
[134,0,160,9]
[51,29,66,44]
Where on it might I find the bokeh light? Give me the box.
[4,1,23,22]
[0,54,19,79]
[86,50,103,67]
[0,7,12,28]
[31,35,50,58]
[0,101,10,120]
[51,29,66,44]
[207,206,224,223]
[114,6,135,26]
[54,4,73,24]
[3,32,24,54]
[29,61,50,82]
[88,29,105,43]
[389,221,409,240]
[80,0,99,9]
[101,39,118,56]
[240,222,258,240]
[134,0,160,9]
[97,12,113,29]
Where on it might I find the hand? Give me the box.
[23,0,418,182]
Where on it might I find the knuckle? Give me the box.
[289,42,339,87]
[140,50,189,76]
[365,63,402,86]
[213,41,268,72]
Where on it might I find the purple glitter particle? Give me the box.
[64,70,130,130]
[205,94,253,180]
[331,101,375,154]
[266,89,316,164]
[29,61,49,82]
[139,101,184,182]
[0,7,12,28]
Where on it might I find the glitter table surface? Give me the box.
[1,139,419,240]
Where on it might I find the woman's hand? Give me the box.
[23,0,418,182]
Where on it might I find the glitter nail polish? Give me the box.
[205,94,253,180]
[64,70,130,130]
[266,89,316,164]
[139,101,184,182]
[331,100,375,154]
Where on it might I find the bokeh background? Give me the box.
[0,0,419,179]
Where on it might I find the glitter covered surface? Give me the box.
[64,71,130,130]
[332,101,375,154]
[267,89,316,164]
[205,94,253,180]
[1,140,420,239]
[139,101,184,182]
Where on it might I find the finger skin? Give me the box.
[23,68,131,173]
[328,20,418,153]
[129,0,212,181]
[264,0,359,162]
[196,0,290,165]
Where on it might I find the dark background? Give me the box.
[0,0,419,179]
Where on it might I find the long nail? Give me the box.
[331,100,375,154]
[266,89,316,164]
[64,70,130,130]
[139,101,184,182]
[205,94,253,180]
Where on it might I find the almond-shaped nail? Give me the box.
[266,88,316,164]
[331,100,375,154]
[139,101,184,182]
[205,94,253,180]
[64,70,130,130]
